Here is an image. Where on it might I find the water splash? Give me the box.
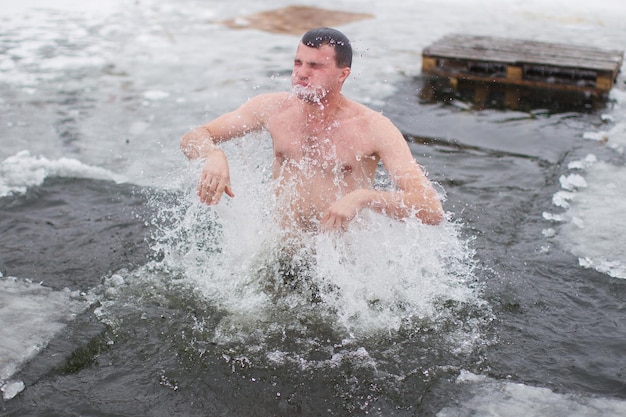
[291,84,329,106]
[148,135,484,345]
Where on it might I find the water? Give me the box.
[1,0,626,415]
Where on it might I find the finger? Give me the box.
[320,212,334,232]
[210,178,235,204]
[197,176,219,204]
[322,215,344,232]
[331,214,350,232]
[204,176,223,204]
[197,181,210,204]
[210,185,225,204]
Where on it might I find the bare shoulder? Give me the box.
[346,99,402,140]
[245,92,292,111]
[230,92,293,126]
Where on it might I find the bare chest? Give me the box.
[269,114,378,177]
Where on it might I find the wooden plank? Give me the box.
[432,34,623,61]
[596,75,613,92]
[423,67,604,94]
[507,65,523,81]
[427,34,624,63]
[422,34,624,94]
[424,44,620,72]
[422,56,438,72]
[423,34,623,72]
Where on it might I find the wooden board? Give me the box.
[422,34,624,94]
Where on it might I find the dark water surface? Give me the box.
[2,76,626,416]
[0,178,152,292]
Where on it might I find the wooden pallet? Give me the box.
[422,34,624,96]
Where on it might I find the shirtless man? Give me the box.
[180,28,444,233]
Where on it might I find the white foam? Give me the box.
[143,90,170,101]
[0,151,126,197]
[438,371,626,417]
[265,344,377,372]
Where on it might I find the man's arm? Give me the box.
[368,116,444,224]
[180,94,269,159]
[321,115,444,229]
[180,94,270,204]
[367,165,444,225]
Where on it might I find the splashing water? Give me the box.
[146,134,485,350]
[291,84,329,106]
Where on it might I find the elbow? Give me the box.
[180,126,217,160]
[423,190,445,225]
[180,132,194,159]
[415,203,445,225]
[422,210,444,225]
[409,189,445,225]
[180,127,205,160]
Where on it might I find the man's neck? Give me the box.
[302,93,343,120]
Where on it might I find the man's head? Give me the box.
[292,28,352,103]
[300,27,352,69]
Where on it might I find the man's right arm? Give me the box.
[179,94,271,204]
[180,96,267,159]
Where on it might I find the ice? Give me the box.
[0,151,126,197]
[551,159,626,279]
[583,131,610,142]
[0,277,90,382]
[1,380,25,400]
[439,372,626,417]
[143,90,171,101]
[559,173,588,190]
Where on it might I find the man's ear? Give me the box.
[339,67,351,83]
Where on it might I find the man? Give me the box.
[180,27,444,233]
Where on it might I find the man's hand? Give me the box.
[320,189,371,232]
[197,149,235,205]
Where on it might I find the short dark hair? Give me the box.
[301,27,352,68]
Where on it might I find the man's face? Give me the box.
[291,43,348,103]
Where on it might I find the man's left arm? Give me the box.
[371,117,444,224]
[372,163,444,225]
[320,117,444,230]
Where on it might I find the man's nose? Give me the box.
[294,66,310,79]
